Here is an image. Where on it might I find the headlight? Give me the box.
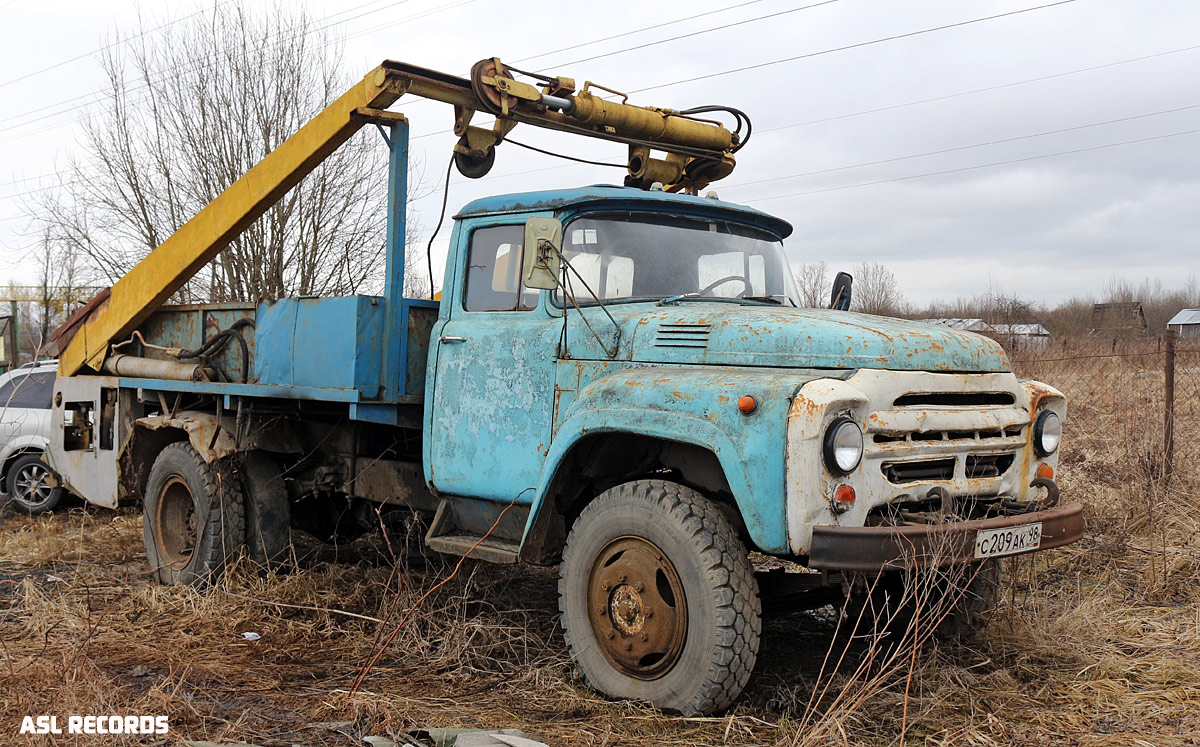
[1034,410,1061,456]
[823,417,863,475]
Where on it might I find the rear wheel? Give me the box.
[142,443,245,586]
[559,479,761,715]
[241,451,291,570]
[6,453,65,515]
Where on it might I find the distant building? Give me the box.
[1167,309,1200,339]
[919,318,995,334]
[992,323,1051,350]
[1090,302,1147,336]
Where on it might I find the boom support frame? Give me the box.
[58,57,743,378]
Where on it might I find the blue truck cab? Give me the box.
[46,184,1082,716]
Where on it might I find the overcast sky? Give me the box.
[0,0,1196,307]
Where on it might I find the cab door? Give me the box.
[427,219,559,503]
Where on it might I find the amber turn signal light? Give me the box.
[834,484,856,506]
[1036,463,1054,480]
[737,395,757,414]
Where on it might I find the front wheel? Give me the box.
[142,443,245,586]
[558,480,761,716]
[6,453,65,515]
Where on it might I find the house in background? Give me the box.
[1090,302,1148,336]
[1167,309,1200,339]
[919,318,995,334]
[992,323,1051,350]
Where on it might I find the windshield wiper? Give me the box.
[658,293,698,305]
[658,295,781,307]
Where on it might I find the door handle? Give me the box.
[439,335,466,344]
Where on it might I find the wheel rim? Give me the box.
[154,476,198,569]
[13,462,54,509]
[586,536,688,680]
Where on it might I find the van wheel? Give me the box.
[241,452,291,570]
[143,443,245,586]
[559,479,761,716]
[7,453,65,515]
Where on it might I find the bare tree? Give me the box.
[2,227,93,362]
[853,262,904,316]
[30,3,423,303]
[794,261,828,308]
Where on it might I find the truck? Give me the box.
[44,57,1082,716]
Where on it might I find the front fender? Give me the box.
[524,366,822,555]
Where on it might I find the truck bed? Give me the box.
[117,296,438,423]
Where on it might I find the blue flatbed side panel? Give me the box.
[255,297,385,397]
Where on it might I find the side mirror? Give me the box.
[830,271,852,311]
[523,217,562,290]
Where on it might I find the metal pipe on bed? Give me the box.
[101,354,218,382]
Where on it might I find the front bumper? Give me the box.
[807,500,1083,572]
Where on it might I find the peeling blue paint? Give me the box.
[123,177,1016,562]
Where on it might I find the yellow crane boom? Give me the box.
[58,57,744,377]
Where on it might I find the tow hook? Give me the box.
[925,486,954,517]
[1029,477,1060,509]
[1001,477,1060,514]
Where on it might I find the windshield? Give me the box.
[554,212,799,306]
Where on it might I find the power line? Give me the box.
[629,0,1080,94]
[3,0,1169,213]
[755,44,1200,135]
[403,0,1085,144]
[0,0,422,139]
[17,89,1194,205]
[511,0,767,67]
[408,105,1200,200]
[723,102,1200,189]
[550,0,839,69]
[0,0,398,97]
[0,2,232,91]
[745,128,1200,202]
[341,0,481,42]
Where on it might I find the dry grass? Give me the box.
[1,343,1199,746]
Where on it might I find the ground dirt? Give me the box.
[1,345,1199,746]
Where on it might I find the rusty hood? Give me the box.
[625,304,1010,372]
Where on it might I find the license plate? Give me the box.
[974,522,1042,559]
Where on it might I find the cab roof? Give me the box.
[455,185,793,240]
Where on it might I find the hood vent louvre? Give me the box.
[654,322,712,348]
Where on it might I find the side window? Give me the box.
[7,371,55,409]
[0,375,19,407]
[464,225,539,312]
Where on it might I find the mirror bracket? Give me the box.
[523,217,562,290]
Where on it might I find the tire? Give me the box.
[938,560,1001,639]
[240,452,291,570]
[559,479,761,716]
[6,453,65,515]
[843,560,1002,643]
[142,443,245,586]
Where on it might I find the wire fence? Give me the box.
[1010,331,1200,499]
